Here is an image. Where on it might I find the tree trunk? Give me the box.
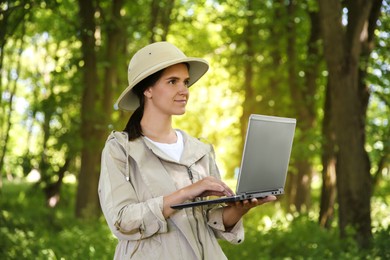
[267,0,284,114]
[319,84,337,228]
[318,0,380,248]
[358,0,383,188]
[149,0,175,42]
[159,0,175,41]
[149,0,159,42]
[75,0,102,218]
[102,0,125,118]
[76,0,126,218]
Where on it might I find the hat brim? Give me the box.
[116,57,209,111]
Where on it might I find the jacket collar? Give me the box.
[106,130,211,197]
[108,130,210,165]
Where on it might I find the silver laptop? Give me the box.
[171,114,296,209]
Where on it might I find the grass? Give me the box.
[1,179,389,259]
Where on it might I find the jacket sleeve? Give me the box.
[207,208,244,244]
[205,144,245,244]
[98,138,167,241]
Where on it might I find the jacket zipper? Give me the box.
[187,166,205,260]
[187,167,194,182]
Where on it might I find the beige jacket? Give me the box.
[98,130,244,260]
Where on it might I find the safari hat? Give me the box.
[115,41,209,111]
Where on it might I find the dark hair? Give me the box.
[124,69,165,140]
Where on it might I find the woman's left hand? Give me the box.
[222,195,277,229]
[228,195,277,212]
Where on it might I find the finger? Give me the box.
[202,190,227,197]
[216,181,234,196]
[223,186,234,196]
[257,195,277,203]
[235,200,243,208]
[246,196,276,207]
[207,178,234,196]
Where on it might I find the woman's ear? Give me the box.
[144,87,152,99]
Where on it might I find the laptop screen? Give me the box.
[236,114,296,195]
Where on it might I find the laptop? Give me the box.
[171,114,296,210]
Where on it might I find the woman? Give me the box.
[98,42,276,259]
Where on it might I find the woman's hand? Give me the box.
[228,195,277,212]
[223,196,277,229]
[162,176,233,218]
[184,176,234,200]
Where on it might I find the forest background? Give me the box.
[0,0,389,259]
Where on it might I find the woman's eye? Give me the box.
[168,79,189,86]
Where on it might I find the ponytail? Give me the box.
[124,105,144,141]
[123,69,165,140]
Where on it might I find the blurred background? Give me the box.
[0,0,389,259]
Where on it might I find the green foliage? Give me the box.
[0,181,116,259]
[220,209,390,259]
[1,180,389,259]
[1,0,388,179]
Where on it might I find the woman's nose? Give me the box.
[178,83,189,94]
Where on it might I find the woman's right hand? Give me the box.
[184,176,234,200]
[162,176,233,218]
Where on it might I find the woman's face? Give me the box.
[144,63,190,116]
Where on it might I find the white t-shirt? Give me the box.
[144,130,184,162]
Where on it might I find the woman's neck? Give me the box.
[141,113,177,144]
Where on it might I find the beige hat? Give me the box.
[115,42,209,111]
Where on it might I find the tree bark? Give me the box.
[75,0,102,218]
[319,84,337,228]
[318,0,381,248]
[75,0,126,218]
[102,0,125,118]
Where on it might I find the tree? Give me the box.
[75,0,104,217]
[149,0,175,42]
[75,0,128,218]
[319,84,337,228]
[318,0,383,247]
